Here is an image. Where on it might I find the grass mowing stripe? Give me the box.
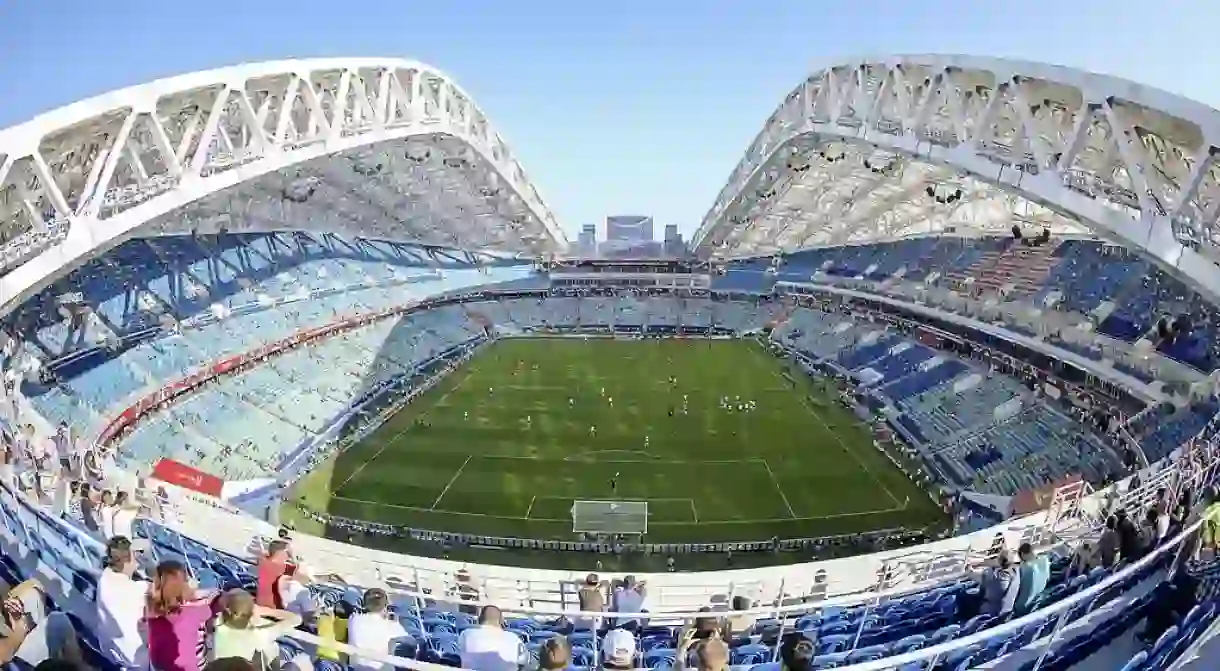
[287,337,947,551]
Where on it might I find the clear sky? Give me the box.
[0,0,1215,241]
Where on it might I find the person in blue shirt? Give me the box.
[1014,542,1051,614]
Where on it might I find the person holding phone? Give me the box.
[0,579,85,668]
[675,624,729,671]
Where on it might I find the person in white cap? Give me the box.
[600,628,637,670]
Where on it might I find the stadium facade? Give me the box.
[0,55,1219,670]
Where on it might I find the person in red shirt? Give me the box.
[255,540,293,609]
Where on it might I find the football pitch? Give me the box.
[287,337,945,561]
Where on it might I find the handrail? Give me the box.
[837,517,1202,670]
[265,519,1202,670]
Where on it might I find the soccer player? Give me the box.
[589,425,596,436]
[644,435,650,448]
[464,411,469,420]
[569,397,575,407]
[610,472,619,494]
[608,396,614,407]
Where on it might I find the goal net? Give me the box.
[571,500,649,535]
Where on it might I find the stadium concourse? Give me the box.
[4,56,1220,671]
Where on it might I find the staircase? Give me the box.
[945,241,1061,297]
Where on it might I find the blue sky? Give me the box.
[0,0,1215,241]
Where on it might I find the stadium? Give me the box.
[0,54,1219,670]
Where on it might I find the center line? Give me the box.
[431,455,472,510]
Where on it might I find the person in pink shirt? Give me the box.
[144,560,222,671]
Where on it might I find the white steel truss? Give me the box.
[0,58,567,313]
[693,55,1220,304]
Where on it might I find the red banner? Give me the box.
[152,458,225,498]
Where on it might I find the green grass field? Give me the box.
[285,337,945,563]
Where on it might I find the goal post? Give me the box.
[571,500,649,535]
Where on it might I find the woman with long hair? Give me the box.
[145,560,222,671]
[210,588,301,668]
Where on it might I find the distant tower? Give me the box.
[578,224,597,256]
[663,224,686,257]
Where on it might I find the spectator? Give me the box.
[316,601,352,663]
[78,484,100,535]
[456,605,527,671]
[779,633,816,671]
[52,423,73,476]
[255,541,292,609]
[0,579,73,666]
[692,607,722,640]
[209,588,301,666]
[977,553,1017,616]
[725,596,754,639]
[96,536,151,669]
[97,490,116,537]
[538,636,571,671]
[600,628,636,671]
[65,482,83,521]
[684,636,729,671]
[611,576,647,630]
[346,588,409,671]
[0,439,14,491]
[145,559,223,671]
[110,491,138,540]
[575,574,605,632]
[203,659,256,671]
[1097,516,1120,567]
[1068,541,1095,578]
[1014,542,1049,613]
[51,476,72,519]
[82,446,104,489]
[1140,570,1200,643]
[276,564,318,621]
[1138,508,1161,558]
[1115,508,1140,561]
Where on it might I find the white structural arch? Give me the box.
[692,54,1220,304]
[0,57,567,315]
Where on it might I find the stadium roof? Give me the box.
[692,54,1220,305]
[0,58,566,310]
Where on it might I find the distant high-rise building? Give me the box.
[578,224,597,256]
[605,215,654,243]
[663,224,686,257]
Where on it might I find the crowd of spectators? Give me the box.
[0,473,1215,671]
